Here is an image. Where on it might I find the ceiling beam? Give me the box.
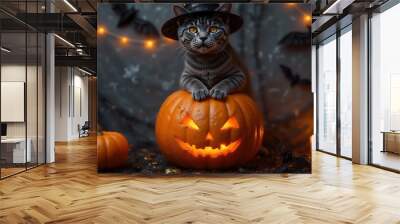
[11,13,82,32]
[322,0,356,14]
[67,13,97,38]
[55,55,96,71]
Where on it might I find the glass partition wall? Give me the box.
[316,26,353,159]
[0,2,46,179]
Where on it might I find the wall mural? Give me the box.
[98,3,313,174]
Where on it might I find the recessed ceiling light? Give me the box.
[63,0,78,12]
[1,47,11,53]
[54,34,75,48]
[78,67,93,76]
[323,0,355,15]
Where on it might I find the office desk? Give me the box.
[382,131,400,154]
[1,138,31,163]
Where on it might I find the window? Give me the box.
[316,26,353,159]
[370,3,400,171]
[317,36,337,154]
[339,28,352,158]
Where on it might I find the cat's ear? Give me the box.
[173,5,188,16]
[216,4,232,13]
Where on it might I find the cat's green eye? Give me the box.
[209,26,218,33]
[188,27,198,33]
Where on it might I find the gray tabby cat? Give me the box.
[175,4,246,101]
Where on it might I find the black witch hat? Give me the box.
[161,3,243,40]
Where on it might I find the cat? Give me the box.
[175,4,246,101]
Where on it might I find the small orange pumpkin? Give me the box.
[97,131,129,170]
[156,90,264,169]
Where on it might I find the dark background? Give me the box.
[98,3,313,174]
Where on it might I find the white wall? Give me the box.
[1,65,40,138]
[72,73,89,138]
[1,65,26,135]
[55,67,89,141]
[1,82,25,122]
[55,67,69,141]
[1,63,46,164]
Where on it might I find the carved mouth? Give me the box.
[175,138,241,158]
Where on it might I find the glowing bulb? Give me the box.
[97,26,106,36]
[120,36,129,45]
[303,15,312,24]
[144,39,155,49]
[287,3,296,8]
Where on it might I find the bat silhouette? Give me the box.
[112,4,160,39]
[278,31,311,50]
[279,65,311,91]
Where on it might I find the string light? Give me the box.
[63,0,78,12]
[54,34,75,48]
[303,14,312,25]
[144,39,155,49]
[120,36,129,45]
[1,47,11,53]
[100,5,311,51]
[286,3,296,8]
[97,26,107,36]
[284,3,312,27]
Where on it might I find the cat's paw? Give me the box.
[210,87,228,100]
[192,88,209,101]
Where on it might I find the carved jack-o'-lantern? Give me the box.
[156,90,264,169]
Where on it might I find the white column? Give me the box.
[46,33,55,163]
[45,1,56,163]
[352,14,369,164]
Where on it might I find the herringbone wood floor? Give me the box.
[0,137,400,224]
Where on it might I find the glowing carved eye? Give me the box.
[181,115,200,130]
[209,26,218,33]
[188,27,198,33]
[220,117,239,130]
